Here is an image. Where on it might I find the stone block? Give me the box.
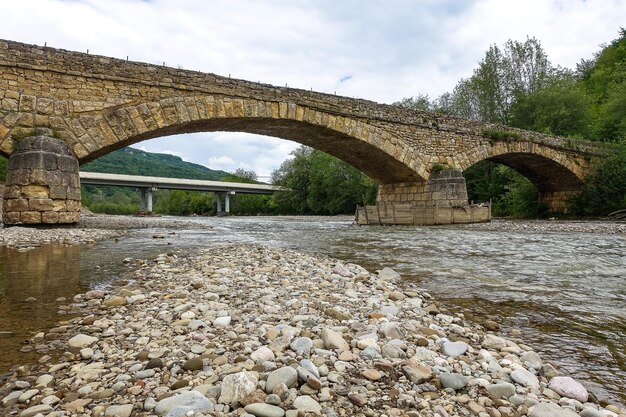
[42,211,60,223]
[6,168,31,186]
[4,185,20,199]
[57,155,78,172]
[45,171,63,186]
[21,185,49,198]
[19,95,36,112]
[66,199,81,211]
[58,211,80,224]
[20,211,42,224]
[52,200,68,212]
[67,188,81,201]
[4,198,28,211]
[36,97,54,114]
[3,212,21,224]
[29,169,47,185]
[29,198,54,211]
[49,186,68,199]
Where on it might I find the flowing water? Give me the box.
[0,217,624,406]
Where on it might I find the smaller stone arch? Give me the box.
[455,141,587,212]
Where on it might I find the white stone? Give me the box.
[548,376,589,402]
[68,334,98,348]
[321,328,349,352]
[251,346,275,362]
[105,404,134,417]
[213,316,231,327]
[154,390,214,416]
[510,368,540,388]
[218,370,258,404]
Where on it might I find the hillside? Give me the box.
[82,147,230,180]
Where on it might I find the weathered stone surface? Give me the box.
[154,390,213,416]
[219,370,258,404]
[3,135,80,225]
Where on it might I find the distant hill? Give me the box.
[82,147,230,180]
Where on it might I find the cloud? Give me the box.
[207,155,236,171]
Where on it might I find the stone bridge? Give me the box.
[0,39,604,224]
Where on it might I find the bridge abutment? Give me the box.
[2,135,81,225]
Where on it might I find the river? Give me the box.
[0,216,624,406]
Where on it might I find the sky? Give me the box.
[1,0,624,178]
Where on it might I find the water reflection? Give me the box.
[0,245,86,373]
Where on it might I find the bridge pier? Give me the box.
[139,188,154,212]
[216,192,231,216]
[539,190,580,214]
[377,170,469,207]
[2,134,81,225]
[356,170,491,225]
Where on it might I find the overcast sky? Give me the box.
[1,0,624,178]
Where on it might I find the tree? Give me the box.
[510,73,591,137]
[394,94,433,111]
[271,146,378,215]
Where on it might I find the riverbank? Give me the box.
[1,243,623,417]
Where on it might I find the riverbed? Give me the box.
[0,215,624,408]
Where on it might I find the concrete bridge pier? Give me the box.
[216,191,232,217]
[139,187,154,212]
[2,134,81,225]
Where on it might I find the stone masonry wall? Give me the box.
[3,135,80,224]
[540,191,580,214]
[377,170,469,207]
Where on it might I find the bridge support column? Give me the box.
[356,169,491,225]
[539,190,580,214]
[377,169,469,206]
[2,134,81,225]
[139,188,153,212]
[216,192,232,217]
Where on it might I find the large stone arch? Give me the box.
[67,96,427,184]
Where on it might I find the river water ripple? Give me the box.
[0,217,624,405]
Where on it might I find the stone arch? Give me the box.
[455,141,585,193]
[67,95,427,184]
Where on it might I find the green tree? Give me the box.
[271,146,377,215]
[510,73,591,137]
[394,94,433,111]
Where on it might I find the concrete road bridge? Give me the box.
[0,39,604,225]
[79,171,282,214]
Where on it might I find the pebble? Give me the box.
[439,372,469,390]
[154,390,214,416]
[442,341,468,357]
[0,242,623,417]
[266,366,298,393]
[219,370,258,404]
[67,334,98,348]
[104,404,134,417]
[244,403,286,417]
[510,368,540,388]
